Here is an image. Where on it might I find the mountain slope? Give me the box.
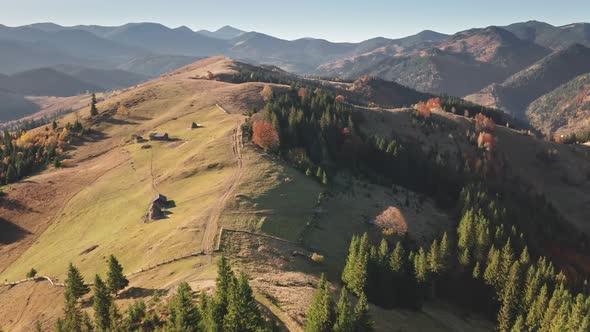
[316,27,550,96]
[465,44,590,117]
[52,65,149,90]
[504,21,590,49]
[527,73,590,136]
[102,23,227,56]
[0,68,100,96]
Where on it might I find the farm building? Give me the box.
[149,133,169,141]
[153,193,168,207]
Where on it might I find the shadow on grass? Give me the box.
[0,218,31,244]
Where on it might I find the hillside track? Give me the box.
[201,117,245,253]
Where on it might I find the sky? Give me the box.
[2,0,590,42]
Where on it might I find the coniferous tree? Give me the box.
[510,315,524,332]
[66,263,90,300]
[567,294,587,331]
[427,239,441,274]
[106,255,128,295]
[60,289,82,332]
[414,248,428,283]
[353,292,372,332]
[93,275,113,331]
[522,265,540,313]
[483,245,501,289]
[90,93,98,116]
[498,240,515,294]
[167,282,201,332]
[438,232,450,272]
[212,254,234,328]
[525,284,548,331]
[333,288,354,332]
[223,272,264,332]
[497,261,521,332]
[305,274,335,332]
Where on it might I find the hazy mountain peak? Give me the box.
[197,25,245,40]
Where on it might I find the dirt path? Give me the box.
[200,119,245,253]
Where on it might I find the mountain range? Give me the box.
[2,20,590,134]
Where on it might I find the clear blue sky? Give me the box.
[2,0,590,42]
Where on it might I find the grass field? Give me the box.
[0,94,243,281]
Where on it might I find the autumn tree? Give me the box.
[260,85,273,101]
[252,121,280,151]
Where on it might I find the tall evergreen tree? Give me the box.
[106,255,128,295]
[60,289,82,332]
[167,282,201,332]
[497,261,521,332]
[438,232,450,272]
[90,93,98,116]
[223,272,264,332]
[305,274,335,332]
[66,263,90,300]
[525,284,548,331]
[333,288,354,332]
[353,292,372,332]
[93,275,113,331]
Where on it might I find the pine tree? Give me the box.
[518,246,530,266]
[342,236,359,288]
[106,255,128,295]
[525,284,548,331]
[522,265,540,313]
[61,289,82,332]
[223,272,264,332]
[66,263,90,300]
[333,288,354,332]
[567,293,587,331]
[322,171,328,185]
[510,315,524,332]
[483,245,500,289]
[305,274,335,332]
[438,232,450,272]
[353,292,372,332]
[167,282,201,332]
[213,254,234,325]
[414,248,428,283]
[497,261,521,332]
[427,239,441,274]
[90,93,98,116]
[498,240,515,293]
[390,241,405,273]
[348,234,369,297]
[93,275,113,331]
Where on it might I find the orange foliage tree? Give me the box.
[253,121,280,151]
[475,113,496,133]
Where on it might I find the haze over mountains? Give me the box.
[2,20,590,134]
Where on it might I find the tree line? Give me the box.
[51,255,273,332]
[338,185,590,332]
[0,119,87,185]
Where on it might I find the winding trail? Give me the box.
[201,116,245,253]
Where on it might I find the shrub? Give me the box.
[311,253,325,263]
[27,268,38,278]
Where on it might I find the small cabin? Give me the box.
[153,193,168,206]
[149,133,169,141]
